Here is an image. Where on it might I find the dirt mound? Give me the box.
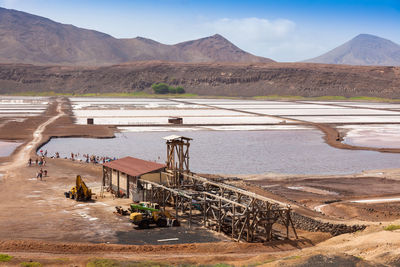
[0,239,291,254]
[276,253,383,267]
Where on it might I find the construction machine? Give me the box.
[64,175,93,201]
[129,202,179,229]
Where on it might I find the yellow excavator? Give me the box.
[129,202,179,229]
[64,175,92,201]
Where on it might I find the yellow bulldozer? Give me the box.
[64,175,93,201]
[129,202,179,229]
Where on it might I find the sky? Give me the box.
[0,0,399,62]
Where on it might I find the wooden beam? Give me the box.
[182,173,288,207]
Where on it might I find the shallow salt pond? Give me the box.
[40,130,400,175]
[0,140,21,157]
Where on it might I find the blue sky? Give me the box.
[0,0,399,61]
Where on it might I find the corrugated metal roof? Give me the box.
[103,156,165,177]
[163,134,183,140]
[163,135,192,141]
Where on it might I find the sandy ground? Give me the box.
[1,97,400,266]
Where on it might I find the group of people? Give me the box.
[27,149,117,182]
[28,156,48,181]
[84,154,115,164]
[69,152,115,164]
[36,168,47,180]
[41,151,116,164]
[28,156,46,167]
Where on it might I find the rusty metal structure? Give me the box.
[136,135,297,242]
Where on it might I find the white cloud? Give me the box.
[199,17,310,61]
[208,17,296,42]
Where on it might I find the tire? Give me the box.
[172,219,180,227]
[156,218,167,227]
[138,220,149,229]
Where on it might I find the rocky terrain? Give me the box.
[305,34,400,66]
[0,7,272,65]
[0,61,399,97]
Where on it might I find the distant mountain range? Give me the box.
[1,7,400,67]
[0,7,273,65]
[305,34,400,66]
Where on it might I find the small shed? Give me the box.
[102,156,166,200]
[168,117,183,124]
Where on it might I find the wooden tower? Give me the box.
[163,135,192,186]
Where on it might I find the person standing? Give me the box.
[39,168,43,181]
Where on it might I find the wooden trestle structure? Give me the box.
[137,135,297,242]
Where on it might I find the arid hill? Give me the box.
[305,34,400,66]
[0,7,272,65]
[0,62,399,98]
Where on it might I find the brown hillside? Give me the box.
[0,62,399,98]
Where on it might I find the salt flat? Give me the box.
[339,124,400,148]
[0,96,48,121]
[239,108,399,116]
[73,109,245,117]
[68,98,400,142]
[76,115,286,125]
[333,103,400,109]
[286,115,400,123]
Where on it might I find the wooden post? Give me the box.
[117,171,120,194]
[189,200,192,228]
[150,185,153,203]
[288,208,298,239]
[102,166,105,186]
[203,193,207,227]
[218,198,222,232]
[162,190,166,210]
[142,181,145,202]
[126,175,129,198]
[107,168,112,188]
[286,209,290,239]
[186,141,190,172]
[246,212,250,242]
[232,204,235,239]
[175,195,178,219]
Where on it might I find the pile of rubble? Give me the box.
[291,212,366,236]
